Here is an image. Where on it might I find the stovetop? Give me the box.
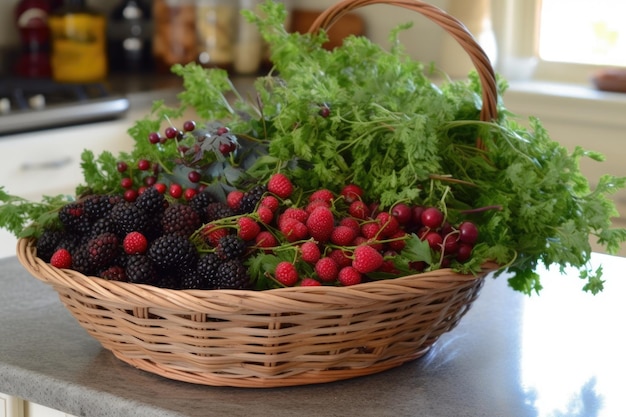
[0,78,130,136]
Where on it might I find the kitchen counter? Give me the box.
[1,253,625,417]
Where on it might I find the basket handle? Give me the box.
[307,0,499,126]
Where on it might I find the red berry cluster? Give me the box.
[197,173,479,289]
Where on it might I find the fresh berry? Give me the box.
[161,203,201,238]
[275,261,299,286]
[391,203,412,225]
[308,189,334,203]
[256,206,274,224]
[227,190,245,211]
[260,195,280,212]
[216,235,247,260]
[300,241,321,264]
[182,253,220,289]
[329,248,352,268]
[216,259,250,289]
[279,217,309,242]
[200,223,229,247]
[300,277,321,286]
[315,257,339,282]
[352,245,384,274]
[237,216,261,241]
[255,231,278,251]
[135,186,167,215]
[421,207,444,229]
[239,185,267,214]
[338,266,362,286]
[267,173,293,199]
[148,234,197,272]
[205,202,236,222]
[360,222,381,240]
[376,212,400,237]
[123,231,148,255]
[330,225,357,246]
[340,184,363,203]
[99,265,127,282]
[458,221,479,244]
[50,248,72,269]
[87,232,120,269]
[306,206,334,243]
[169,183,183,199]
[348,200,370,219]
[126,254,158,284]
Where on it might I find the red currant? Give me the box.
[148,132,160,144]
[184,188,197,200]
[188,171,201,183]
[164,126,178,139]
[183,120,196,132]
[169,183,183,199]
[137,159,150,170]
[120,177,133,189]
[124,189,138,202]
[116,161,128,173]
[421,207,444,229]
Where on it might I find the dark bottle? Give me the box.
[14,0,53,78]
[107,0,153,72]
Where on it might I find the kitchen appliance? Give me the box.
[0,77,129,136]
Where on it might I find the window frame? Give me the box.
[491,0,624,85]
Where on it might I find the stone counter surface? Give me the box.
[1,254,625,417]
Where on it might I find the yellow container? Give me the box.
[49,6,107,82]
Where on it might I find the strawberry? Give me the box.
[123,231,148,255]
[315,256,339,282]
[226,190,244,211]
[330,225,357,246]
[275,261,299,286]
[338,266,362,286]
[267,173,293,199]
[237,216,261,241]
[306,206,334,243]
[352,245,384,274]
[300,277,322,286]
[300,241,321,264]
[50,248,72,269]
[340,184,364,203]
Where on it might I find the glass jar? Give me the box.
[152,0,197,72]
[233,0,262,75]
[195,0,237,70]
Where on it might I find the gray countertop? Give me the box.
[1,253,625,417]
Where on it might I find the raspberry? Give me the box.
[300,277,321,286]
[339,217,361,234]
[306,206,334,243]
[376,212,400,237]
[123,231,148,255]
[330,225,357,246]
[267,173,293,199]
[226,190,244,211]
[352,245,384,274]
[348,200,370,219]
[275,261,299,286]
[340,184,364,203]
[315,257,339,282]
[199,223,229,247]
[87,232,120,269]
[338,266,362,286]
[260,195,280,212]
[329,248,352,268]
[387,230,408,252]
[279,217,308,242]
[255,231,278,252]
[50,248,72,269]
[281,207,309,224]
[305,199,331,214]
[216,259,250,289]
[300,241,321,264]
[256,206,274,224]
[308,189,334,203]
[161,203,201,238]
[360,222,381,240]
[237,216,261,241]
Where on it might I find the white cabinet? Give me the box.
[0,393,24,417]
[0,394,76,417]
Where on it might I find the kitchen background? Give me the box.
[1,0,625,256]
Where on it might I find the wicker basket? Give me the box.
[16,0,500,388]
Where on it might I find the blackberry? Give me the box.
[181,253,220,289]
[83,194,122,222]
[147,234,198,273]
[110,201,149,235]
[89,215,118,238]
[189,190,218,222]
[126,254,158,284]
[135,187,167,215]
[216,259,250,289]
[36,228,66,262]
[59,201,91,235]
[154,273,182,290]
[71,244,97,276]
[161,203,201,238]
[216,234,247,260]
[239,185,267,214]
[87,232,120,269]
[99,265,127,282]
[205,202,235,222]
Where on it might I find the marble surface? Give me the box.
[1,253,625,417]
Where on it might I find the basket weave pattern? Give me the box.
[16,0,499,388]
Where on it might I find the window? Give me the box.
[492,0,626,84]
